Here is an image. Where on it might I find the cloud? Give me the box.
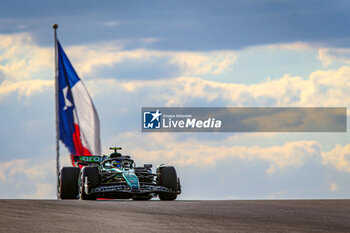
[67,46,237,78]
[265,42,315,51]
[318,48,350,67]
[169,51,236,75]
[88,65,350,109]
[0,157,56,199]
[322,144,350,173]
[0,32,236,83]
[0,33,232,99]
[0,33,53,81]
[0,79,53,101]
[329,182,338,192]
[112,131,321,174]
[4,32,350,110]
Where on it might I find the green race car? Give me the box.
[58,147,181,201]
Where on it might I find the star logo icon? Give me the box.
[150,109,162,122]
[143,109,162,129]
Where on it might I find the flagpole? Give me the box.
[53,24,60,199]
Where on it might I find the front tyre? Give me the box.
[158,166,179,201]
[80,167,99,200]
[59,167,80,199]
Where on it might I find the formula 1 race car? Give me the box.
[58,147,181,201]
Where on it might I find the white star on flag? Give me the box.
[62,86,73,110]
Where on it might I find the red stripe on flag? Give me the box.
[71,123,92,166]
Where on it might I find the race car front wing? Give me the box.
[90,184,179,194]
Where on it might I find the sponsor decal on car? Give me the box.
[75,156,103,162]
[140,185,169,192]
[93,184,170,193]
[93,184,129,193]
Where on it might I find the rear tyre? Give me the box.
[158,166,178,201]
[59,167,80,199]
[80,167,99,200]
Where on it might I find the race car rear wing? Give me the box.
[73,155,104,166]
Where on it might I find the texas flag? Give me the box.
[57,40,101,164]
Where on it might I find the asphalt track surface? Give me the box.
[1,200,350,232]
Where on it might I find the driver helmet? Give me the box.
[111,160,122,168]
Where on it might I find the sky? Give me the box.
[1,0,350,199]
